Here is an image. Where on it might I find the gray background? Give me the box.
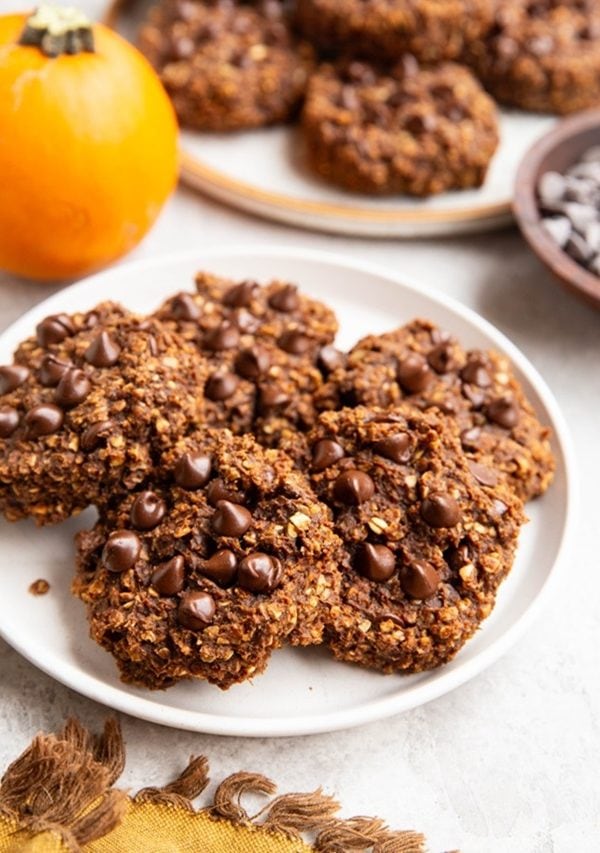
[0,2,598,850]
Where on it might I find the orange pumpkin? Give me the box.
[0,6,178,282]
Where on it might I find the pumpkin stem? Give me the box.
[19,5,95,57]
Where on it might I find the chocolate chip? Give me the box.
[427,342,457,374]
[237,553,282,593]
[39,355,71,387]
[84,331,121,367]
[205,372,239,401]
[36,314,75,348]
[102,530,140,573]
[151,556,185,595]
[199,549,237,586]
[178,591,216,630]
[462,384,485,409]
[397,354,432,393]
[258,385,289,412]
[445,543,469,572]
[460,426,482,449]
[400,560,440,599]
[54,368,92,408]
[0,405,19,438]
[232,308,260,334]
[468,461,499,487]
[317,345,345,375]
[355,543,395,582]
[81,419,115,452]
[421,493,461,527]
[538,170,566,207]
[206,479,244,506]
[174,452,211,489]
[278,330,312,355]
[373,433,411,464]
[130,491,167,531]
[223,280,258,308]
[311,438,345,471]
[235,346,270,379]
[487,397,519,429]
[461,358,491,387]
[170,292,200,321]
[333,469,375,505]
[203,322,240,351]
[0,365,29,395]
[212,500,252,537]
[268,284,299,313]
[24,404,63,438]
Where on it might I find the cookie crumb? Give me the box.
[29,578,50,596]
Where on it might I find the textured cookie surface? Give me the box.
[306,406,525,674]
[318,319,555,501]
[73,430,342,690]
[155,273,340,456]
[301,59,499,196]
[138,0,314,131]
[296,0,494,63]
[465,0,600,114]
[0,304,206,525]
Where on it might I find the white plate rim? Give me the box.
[0,246,578,737]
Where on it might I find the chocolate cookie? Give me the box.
[301,59,499,196]
[306,406,525,674]
[295,0,494,63]
[317,319,555,502]
[0,304,207,525]
[465,0,600,114]
[155,273,340,454]
[138,0,314,131]
[73,430,342,689]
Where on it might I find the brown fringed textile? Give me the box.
[0,718,428,853]
[0,718,128,851]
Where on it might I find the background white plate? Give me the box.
[106,0,556,237]
[0,248,574,737]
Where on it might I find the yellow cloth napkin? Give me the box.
[0,719,425,853]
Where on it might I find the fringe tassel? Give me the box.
[212,772,277,822]
[135,755,210,811]
[0,718,127,852]
[208,770,425,852]
[314,816,426,853]
[259,789,340,837]
[0,718,428,853]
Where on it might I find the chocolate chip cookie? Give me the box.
[73,430,342,689]
[138,0,314,131]
[306,405,525,674]
[0,304,207,525]
[295,0,495,63]
[465,0,600,114]
[155,273,340,454]
[301,59,499,196]
[317,319,555,502]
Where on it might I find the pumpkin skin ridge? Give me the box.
[0,13,178,281]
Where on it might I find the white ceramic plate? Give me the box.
[107,0,556,237]
[0,248,575,737]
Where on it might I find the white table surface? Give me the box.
[1,3,599,851]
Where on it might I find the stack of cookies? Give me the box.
[138,0,600,197]
[0,275,555,689]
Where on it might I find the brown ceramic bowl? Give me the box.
[513,108,600,311]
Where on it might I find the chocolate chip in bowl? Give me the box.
[513,107,600,310]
